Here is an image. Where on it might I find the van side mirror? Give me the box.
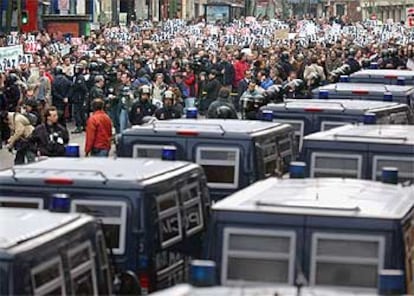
[113,270,141,296]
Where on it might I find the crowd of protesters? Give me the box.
[1,16,414,164]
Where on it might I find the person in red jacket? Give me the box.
[233,52,249,89]
[85,98,113,157]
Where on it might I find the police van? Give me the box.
[117,119,296,201]
[258,99,413,151]
[312,83,414,109]
[349,69,414,85]
[0,157,210,293]
[300,125,414,182]
[204,177,413,293]
[0,208,116,295]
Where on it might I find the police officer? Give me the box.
[71,64,88,133]
[129,85,157,125]
[52,66,72,127]
[154,90,182,120]
[207,88,238,119]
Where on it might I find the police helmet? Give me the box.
[89,62,99,72]
[281,51,289,62]
[216,105,233,119]
[54,66,63,75]
[163,90,175,101]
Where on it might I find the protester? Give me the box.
[85,98,113,157]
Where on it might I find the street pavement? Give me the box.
[0,122,86,171]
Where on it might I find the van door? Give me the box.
[187,139,244,200]
[272,116,310,152]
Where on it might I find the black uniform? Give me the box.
[154,106,182,120]
[129,99,157,125]
[32,122,69,157]
[71,73,88,131]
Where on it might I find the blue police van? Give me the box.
[300,125,414,182]
[204,177,413,293]
[0,157,210,294]
[117,119,296,201]
[312,83,414,109]
[258,99,413,151]
[0,208,116,295]
[349,69,414,85]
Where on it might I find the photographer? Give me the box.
[31,106,69,157]
[1,110,35,165]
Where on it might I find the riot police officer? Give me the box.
[154,90,182,120]
[71,64,88,133]
[129,85,157,125]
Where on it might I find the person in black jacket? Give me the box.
[200,69,222,114]
[129,85,157,125]
[52,66,72,127]
[32,106,69,157]
[71,64,88,133]
[154,90,182,120]
[207,88,238,119]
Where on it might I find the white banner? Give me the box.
[0,45,31,71]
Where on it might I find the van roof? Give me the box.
[212,178,414,219]
[317,82,414,93]
[303,124,414,145]
[262,99,405,114]
[123,119,292,138]
[350,69,414,79]
[0,157,200,188]
[0,208,86,250]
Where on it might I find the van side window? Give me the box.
[0,197,43,209]
[277,135,294,171]
[157,191,183,248]
[68,242,98,295]
[311,152,362,178]
[274,119,304,151]
[196,147,240,189]
[310,233,385,288]
[96,232,112,295]
[133,144,177,158]
[180,180,204,236]
[320,121,348,131]
[71,200,127,255]
[259,138,280,177]
[372,155,414,182]
[31,257,65,296]
[221,228,296,285]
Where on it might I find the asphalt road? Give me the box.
[0,123,86,171]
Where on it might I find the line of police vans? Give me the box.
[1,68,414,295]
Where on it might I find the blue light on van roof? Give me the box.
[186,107,198,119]
[370,62,379,69]
[363,113,376,124]
[318,90,329,99]
[190,260,216,287]
[382,167,399,184]
[162,147,177,161]
[383,92,393,102]
[261,110,273,121]
[378,270,405,295]
[397,77,405,85]
[289,162,306,179]
[65,144,80,157]
[50,193,70,212]
[339,75,349,82]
